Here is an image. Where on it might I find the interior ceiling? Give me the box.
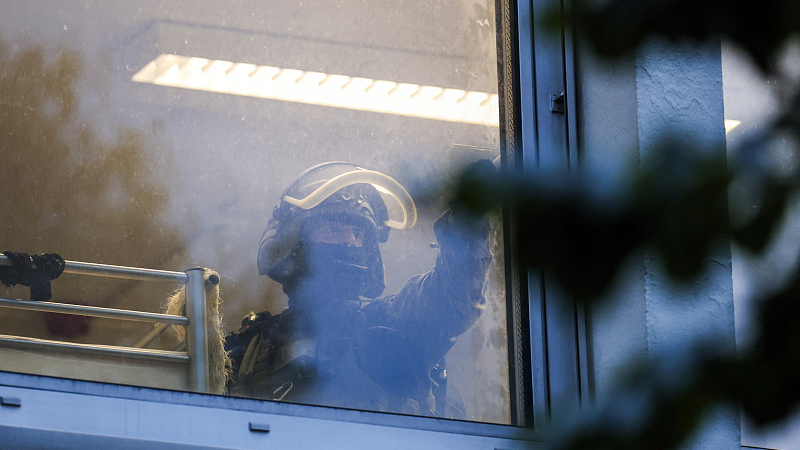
[12,1,494,89]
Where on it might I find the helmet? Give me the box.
[257,162,417,299]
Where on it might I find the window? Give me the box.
[0,0,581,446]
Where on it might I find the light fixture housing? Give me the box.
[132,54,500,127]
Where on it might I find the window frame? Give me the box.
[505,0,589,426]
[0,0,588,446]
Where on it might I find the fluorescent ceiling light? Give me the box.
[725,119,742,133]
[132,54,499,127]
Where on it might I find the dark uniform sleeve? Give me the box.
[362,209,492,358]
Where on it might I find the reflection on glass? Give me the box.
[0,0,509,424]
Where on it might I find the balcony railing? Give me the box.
[0,256,213,392]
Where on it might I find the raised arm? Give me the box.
[362,208,493,352]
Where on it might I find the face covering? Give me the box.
[293,241,371,302]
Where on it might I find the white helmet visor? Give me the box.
[282,162,417,230]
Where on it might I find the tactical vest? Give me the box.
[225,307,462,417]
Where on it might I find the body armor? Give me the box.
[229,162,492,418]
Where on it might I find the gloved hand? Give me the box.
[450,158,499,218]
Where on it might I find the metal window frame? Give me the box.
[0,0,588,446]
[508,0,590,426]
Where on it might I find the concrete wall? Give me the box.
[578,39,740,449]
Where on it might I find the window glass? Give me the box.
[0,0,510,424]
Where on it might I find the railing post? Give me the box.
[185,268,209,393]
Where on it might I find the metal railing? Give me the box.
[0,256,212,392]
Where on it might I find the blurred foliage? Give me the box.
[453,0,800,449]
[554,0,800,71]
[456,146,735,300]
[0,40,185,310]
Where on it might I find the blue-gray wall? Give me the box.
[580,39,740,449]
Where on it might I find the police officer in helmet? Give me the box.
[225,161,492,417]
